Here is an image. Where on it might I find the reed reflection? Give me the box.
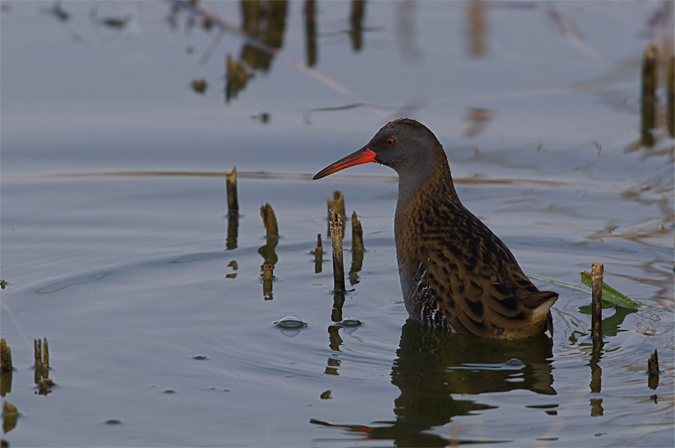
[259,203,278,300]
[226,0,288,101]
[467,0,488,57]
[170,0,372,103]
[349,212,364,286]
[350,0,366,51]
[325,289,345,375]
[304,0,317,67]
[588,337,605,417]
[0,371,11,397]
[226,214,239,251]
[313,320,556,445]
[573,306,636,417]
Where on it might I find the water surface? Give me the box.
[1,1,673,446]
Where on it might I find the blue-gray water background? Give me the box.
[1,1,673,446]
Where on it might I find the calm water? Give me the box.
[1,1,673,446]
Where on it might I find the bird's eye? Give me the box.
[385,137,395,146]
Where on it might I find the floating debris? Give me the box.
[192,355,208,360]
[320,390,332,400]
[191,78,207,94]
[275,316,307,328]
[0,280,6,289]
[103,418,122,425]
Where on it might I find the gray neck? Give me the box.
[393,154,436,212]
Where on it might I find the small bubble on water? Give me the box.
[505,358,525,368]
[275,316,306,328]
[340,317,362,326]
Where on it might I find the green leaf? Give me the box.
[529,273,673,315]
[579,271,642,310]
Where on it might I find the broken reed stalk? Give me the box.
[0,339,12,373]
[33,337,49,383]
[34,338,42,369]
[329,209,346,292]
[327,191,345,239]
[591,262,604,339]
[351,211,364,252]
[260,203,278,238]
[314,234,323,274]
[43,338,49,371]
[225,166,239,216]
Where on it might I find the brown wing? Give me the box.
[406,200,558,338]
[420,239,557,338]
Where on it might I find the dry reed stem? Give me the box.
[329,209,345,292]
[0,339,12,373]
[591,262,604,339]
[260,203,278,237]
[226,166,239,216]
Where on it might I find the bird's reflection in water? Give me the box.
[312,319,555,446]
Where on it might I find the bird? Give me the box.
[313,118,558,339]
